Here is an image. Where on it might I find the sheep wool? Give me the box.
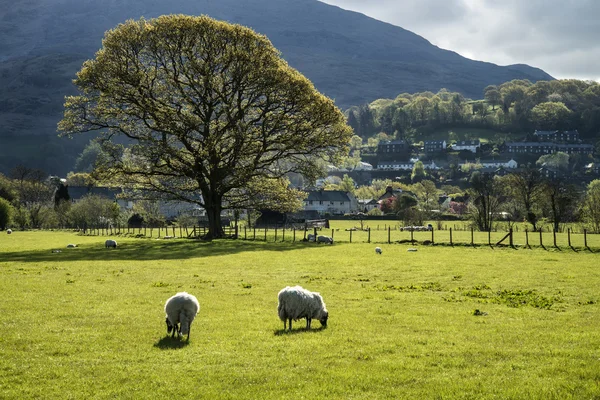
[164,292,200,340]
[105,239,117,248]
[375,247,382,254]
[277,286,328,331]
[7,229,12,234]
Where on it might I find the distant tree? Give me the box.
[413,180,438,212]
[350,135,363,150]
[74,140,104,173]
[536,152,570,171]
[484,86,501,110]
[132,200,166,227]
[468,171,502,231]
[339,174,356,194]
[0,173,17,203]
[59,15,351,239]
[347,111,359,135]
[539,177,579,232]
[68,194,121,230]
[357,104,376,137]
[501,168,544,230]
[580,179,600,233]
[53,182,70,208]
[449,201,467,215]
[0,198,13,229]
[411,161,426,182]
[66,172,96,187]
[530,102,572,130]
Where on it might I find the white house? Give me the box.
[377,160,439,171]
[479,158,517,169]
[303,190,358,215]
[354,162,373,171]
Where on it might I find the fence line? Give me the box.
[73,223,598,251]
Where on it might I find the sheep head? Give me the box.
[165,317,175,335]
[319,311,329,328]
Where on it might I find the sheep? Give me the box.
[67,244,77,248]
[307,233,316,242]
[375,246,382,254]
[277,286,328,331]
[164,292,200,340]
[105,239,117,248]
[7,229,12,234]
[316,235,333,244]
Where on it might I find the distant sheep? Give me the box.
[67,244,77,248]
[375,247,382,254]
[164,292,200,340]
[307,233,316,242]
[277,286,328,331]
[316,235,333,244]
[105,239,117,248]
[6,229,12,234]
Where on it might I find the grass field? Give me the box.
[1,231,599,399]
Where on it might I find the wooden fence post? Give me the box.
[568,228,571,247]
[264,227,267,241]
[450,228,453,246]
[388,226,391,244]
[368,228,371,244]
[553,229,557,248]
[584,229,588,249]
[470,228,474,246]
[509,228,513,248]
[431,228,434,244]
[525,229,529,248]
[331,229,334,242]
[410,229,414,244]
[275,227,278,242]
[350,229,352,243]
[293,228,296,242]
[282,227,285,242]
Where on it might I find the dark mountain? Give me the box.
[0,0,553,175]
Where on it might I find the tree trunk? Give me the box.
[204,193,225,240]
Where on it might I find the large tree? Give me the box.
[59,15,352,239]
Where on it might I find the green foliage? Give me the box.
[59,15,352,239]
[581,179,600,233]
[536,152,570,171]
[67,194,121,228]
[411,160,426,182]
[0,197,13,229]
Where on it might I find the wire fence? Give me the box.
[77,223,600,251]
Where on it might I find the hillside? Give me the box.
[0,0,553,174]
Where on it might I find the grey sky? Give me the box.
[319,0,600,81]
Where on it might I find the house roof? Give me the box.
[533,130,558,136]
[424,140,446,145]
[380,140,406,145]
[68,186,122,200]
[506,141,555,146]
[305,190,352,202]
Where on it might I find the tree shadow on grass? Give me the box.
[0,239,307,264]
[153,336,191,350]
[273,326,327,336]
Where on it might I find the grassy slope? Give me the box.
[0,231,599,399]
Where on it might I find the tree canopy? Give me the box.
[59,15,352,238]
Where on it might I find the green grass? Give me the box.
[1,231,599,399]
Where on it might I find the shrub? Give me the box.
[0,197,14,229]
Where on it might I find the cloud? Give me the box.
[319,0,599,80]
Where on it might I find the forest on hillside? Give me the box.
[346,79,600,144]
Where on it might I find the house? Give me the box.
[424,140,446,154]
[452,140,480,153]
[377,160,439,171]
[303,190,358,215]
[585,163,600,175]
[354,162,373,171]
[539,166,560,179]
[377,140,408,155]
[357,198,379,213]
[505,142,555,154]
[534,130,580,143]
[554,143,594,155]
[479,158,517,169]
[377,186,403,202]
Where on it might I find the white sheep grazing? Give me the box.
[7,229,12,234]
[375,246,382,254]
[164,292,200,340]
[105,239,117,248]
[277,286,328,331]
[316,235,333,244]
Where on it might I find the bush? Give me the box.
[0,198,14,229]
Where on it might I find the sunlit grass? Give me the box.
[0,231,599,399]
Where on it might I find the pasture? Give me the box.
[1,231,599,399]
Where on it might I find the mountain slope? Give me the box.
[0,0,553,174]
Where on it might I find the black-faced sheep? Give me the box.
[7,229,12,234]
[375,246,382,254]
[105,239,117,248]
[164,292,200,340]
[277,286,328,331]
